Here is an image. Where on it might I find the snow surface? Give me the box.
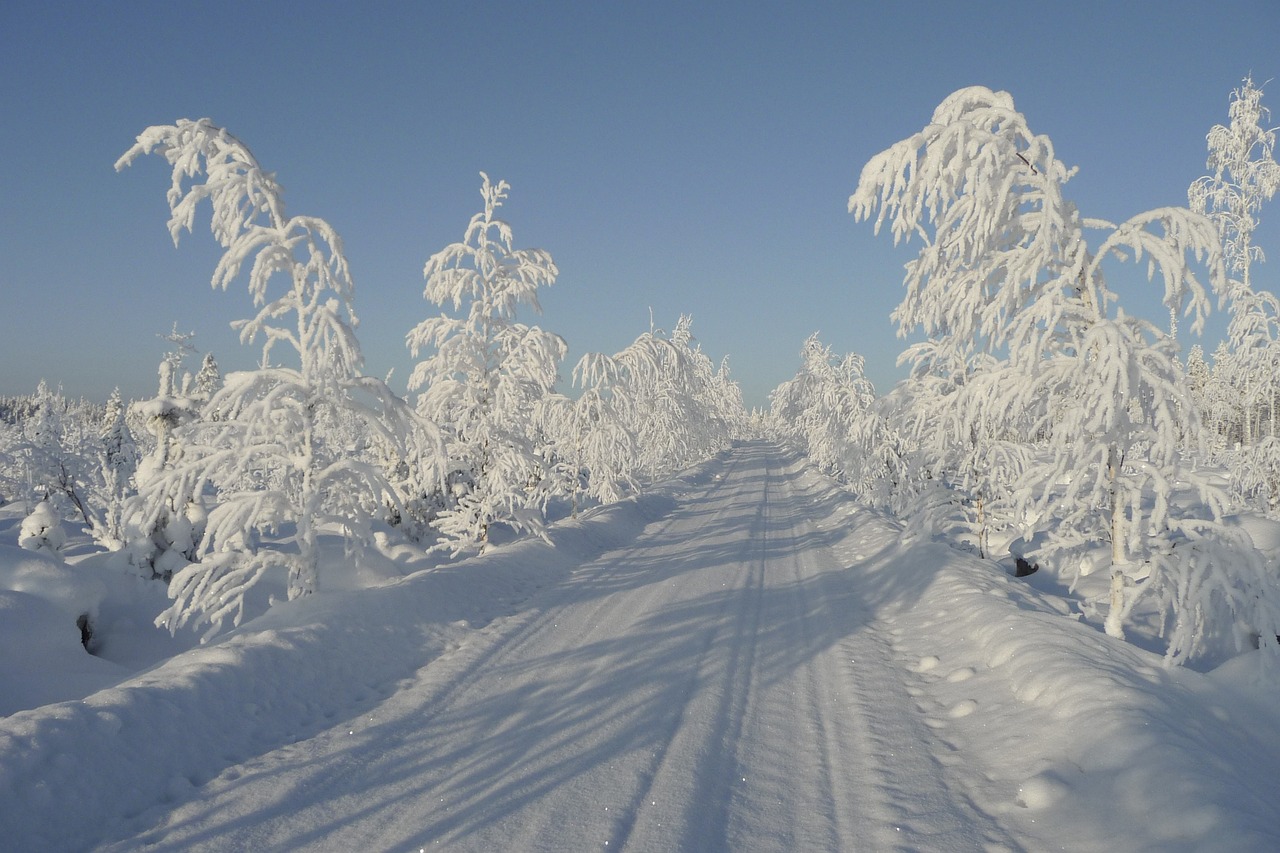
[2,442,1280,851]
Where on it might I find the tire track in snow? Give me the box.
[393,448,761,849]
[607,451,771,851]
[715,449,896,851]
[386,449,755,745]
[91,444,1015,852]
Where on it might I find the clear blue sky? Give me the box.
[3,0,1279,409]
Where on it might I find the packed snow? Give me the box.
[2,443,1278,851]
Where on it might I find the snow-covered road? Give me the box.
[7,443,1280,851]
[97,444,1005,851]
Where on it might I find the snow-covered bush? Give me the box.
[19,500,67,554]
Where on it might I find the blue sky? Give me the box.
[3,0,1279,409]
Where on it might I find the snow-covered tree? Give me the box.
[769,333,918,513]
[407,173,566,553]
[1189,76,1280,297]
[85,387,139,550]
[133,327,202,482]
[1190,79,1280,506]
[542,315,744,511]
[550,343,655,507]
[16,381,94,526]
[624,314,740,480]
[1202,340,1244,447]
[1185,345,1211,416]
[1187,76,1280,445]
[891,339,1034,559]
[852,86,1278,663]
[850,87,1219,367]
[189,352,223,407]
[771,334,865,476]
[124,330,205,577]
[118,118,443,639]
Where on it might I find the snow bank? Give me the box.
[873,530,1280,850]
[0,482,679,851]
[0,544,124,716]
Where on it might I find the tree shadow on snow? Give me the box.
[115,442,942,851]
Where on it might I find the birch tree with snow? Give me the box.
[626,315,741,481]
[1189,77,1280,508]
[851,86,1280,663]
[1189,76,1280,299]
[893,340,1033,559]
[551,356,640,511]
[547,316,744,510]
[770,334,874,482]
[407,174,566,553]
[118,119,443,639]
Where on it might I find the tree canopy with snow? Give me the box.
[851,85,1280,663]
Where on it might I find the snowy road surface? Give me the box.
[106,443,1004,851]
[6,443,1280,851]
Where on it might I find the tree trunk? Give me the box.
[1106,444,1129,639]
[1105,569,1128,640]
[1108,445,1125,567]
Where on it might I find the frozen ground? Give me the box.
[2,442,1279,851]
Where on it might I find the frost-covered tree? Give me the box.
[546,316,744,510]
[16,381,94,526]
[850,87,1219,367]
[555,386,637,509]
[119,118,443,639]
[557,336,671,509]
[407,174,566,553]
[887,339,1033,559]
[1189,76,1280,445]
[1185,345,1211,417]
[625,315,740,480]
[86,387,138,550]
[1190,79,1280,506]
[1189,76,1280,297]
[1203,340,1244,447]
[132,327,201,483]
[189,352,223,407]
[124,330,205,577]
[770,335,910,512]
[771,334,868,477]
[852,86,1279,663]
